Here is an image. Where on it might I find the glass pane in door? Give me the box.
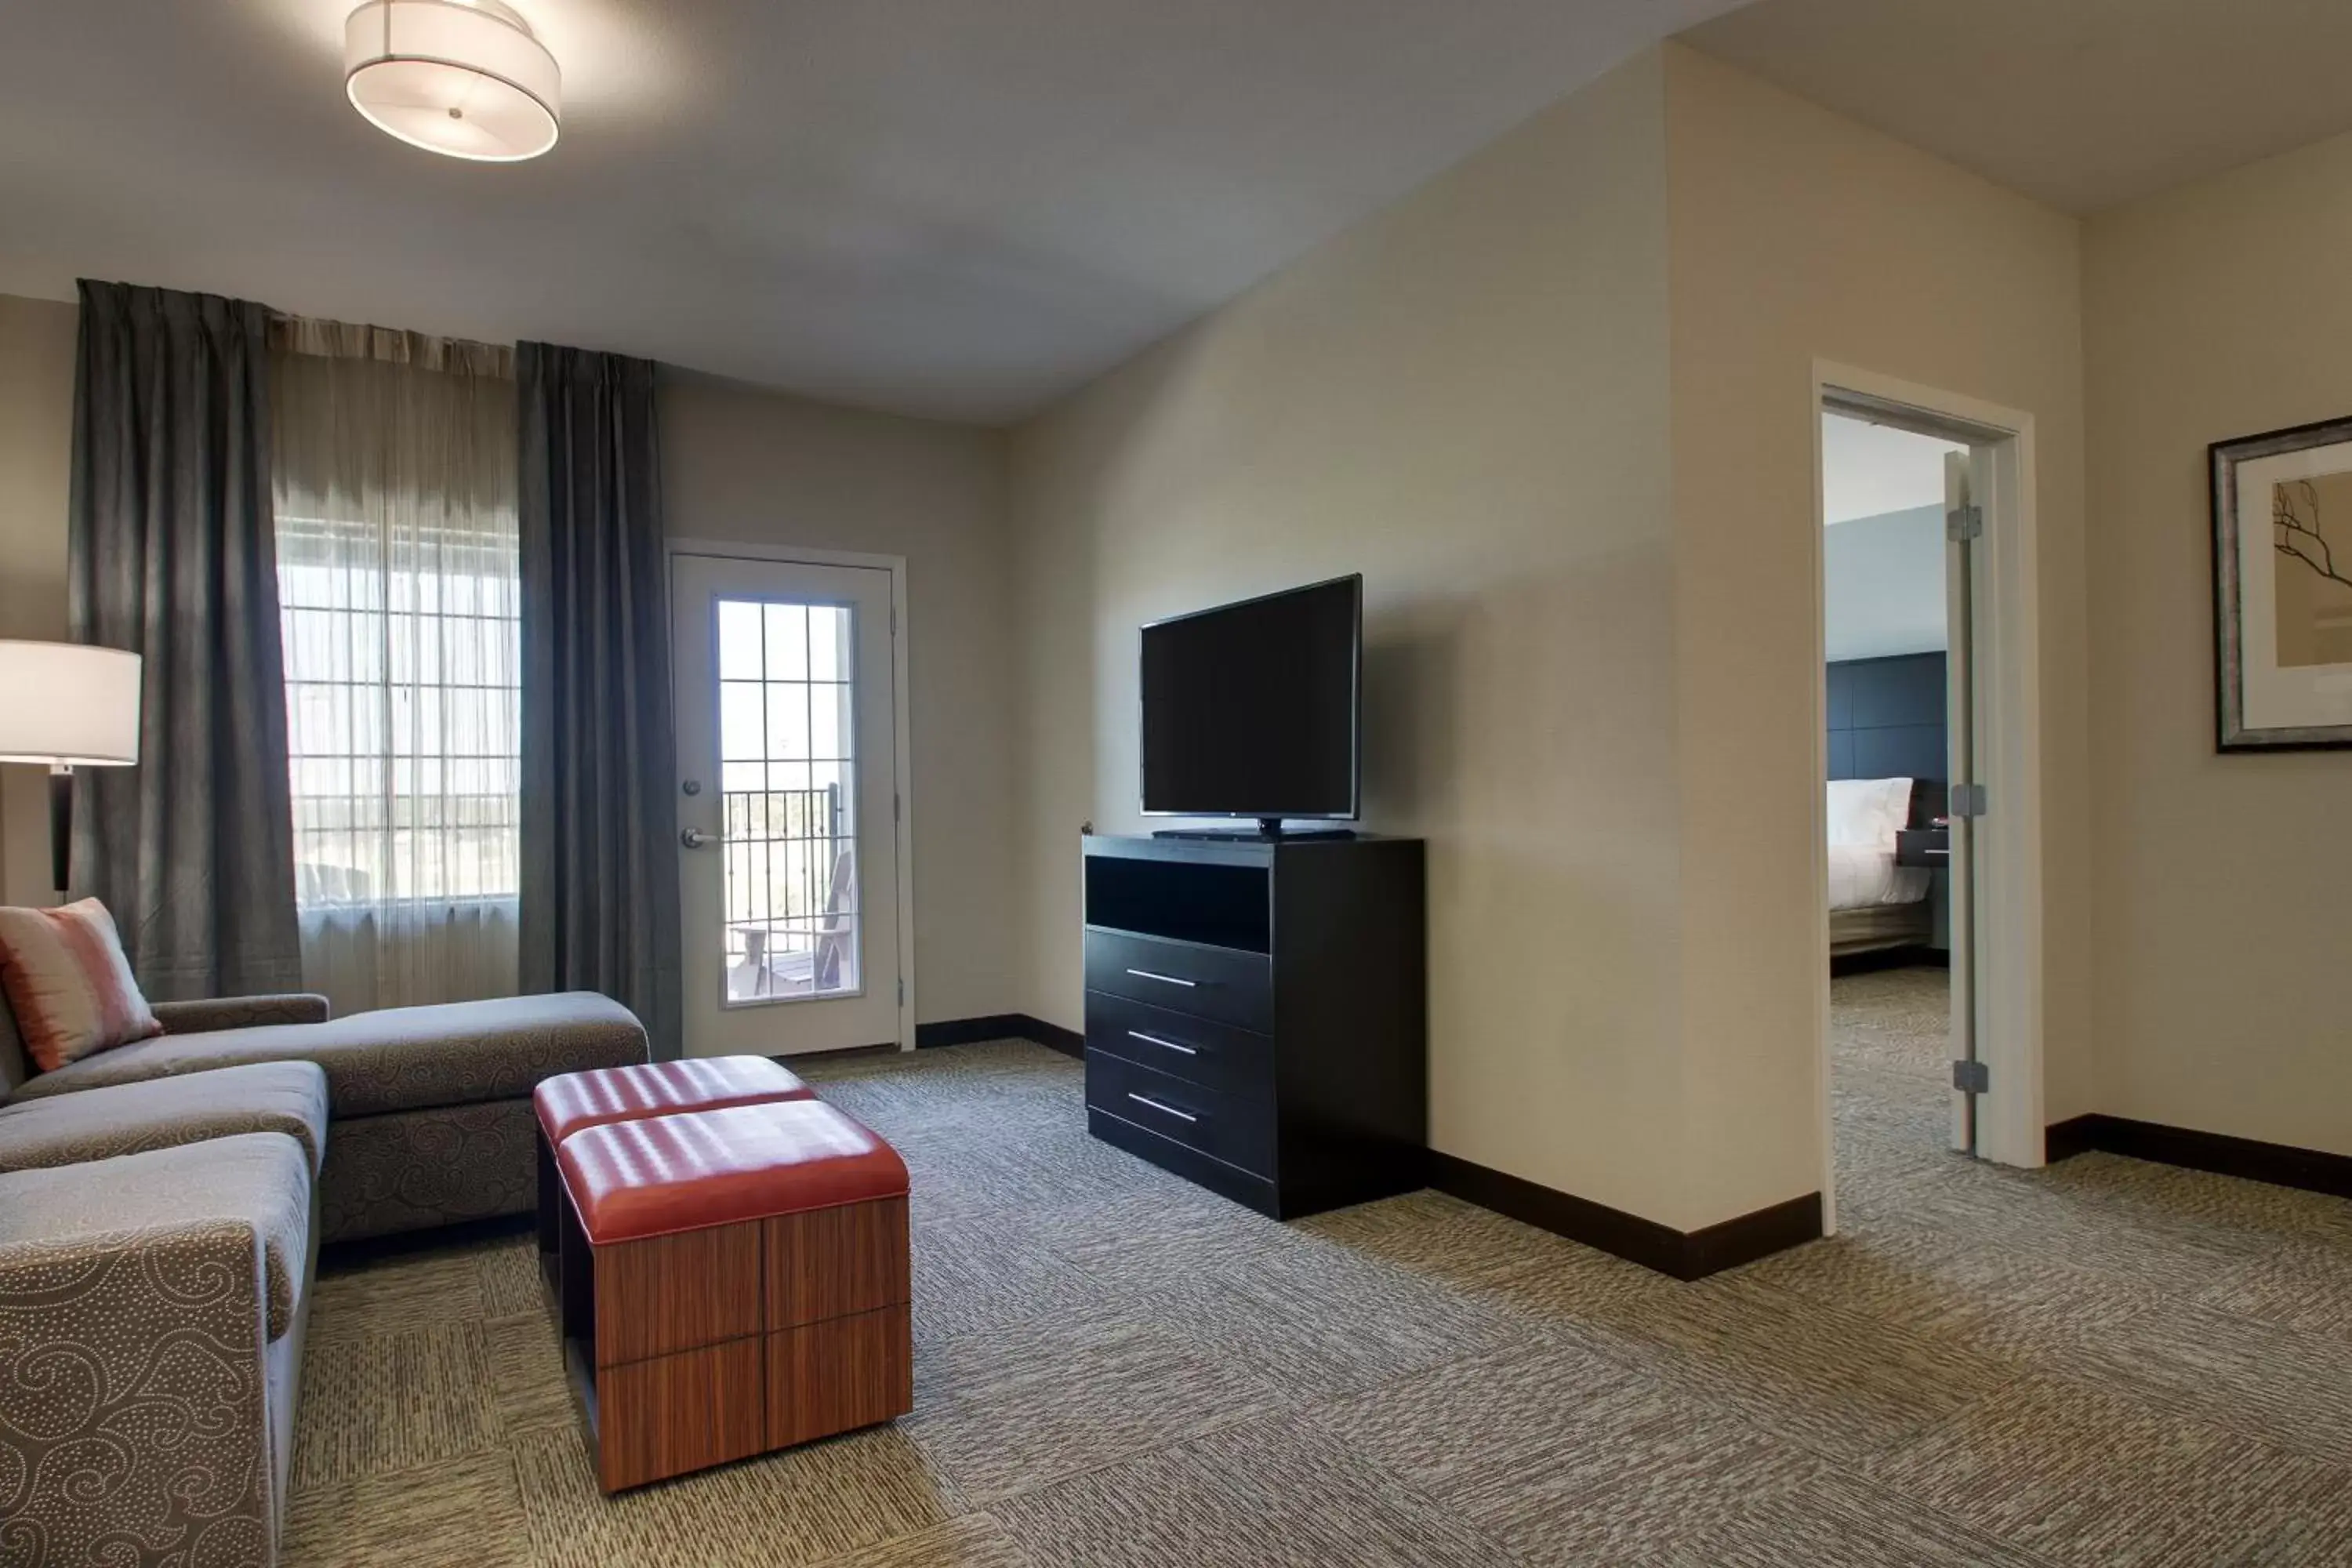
[713,598,859,1004]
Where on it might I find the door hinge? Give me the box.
[1949,782,1987,818]
[897,977,905,1007]
[1947,503,1982,542]
[889,602,898,635]
[893,793,902,823]
[1952,1059,1989,1094]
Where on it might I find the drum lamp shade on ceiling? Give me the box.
[344,0,561,162]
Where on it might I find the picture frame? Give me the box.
[2210,415,2352,750]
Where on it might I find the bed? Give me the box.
[1826,653,1947,958]
[1828,775,1934,956]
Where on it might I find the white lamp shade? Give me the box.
[0,642,142,766]
[345,0,561,162]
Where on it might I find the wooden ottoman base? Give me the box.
[769,1303,915,1450]
[593,1336,768,1491]
[555,1193,912,1492]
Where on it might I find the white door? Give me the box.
[671,552,903,1057]
[1944,450,1977,1154]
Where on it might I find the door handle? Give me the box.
[1127,1030,1197,1055]
[1126,1093,1197,1123]
[1124,968,1197,989]
[680,827,728,849]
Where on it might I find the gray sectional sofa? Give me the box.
[0,987,648,1566]
[3,990,647,1242]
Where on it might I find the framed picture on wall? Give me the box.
[2212,416,2352,750]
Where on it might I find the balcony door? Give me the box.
[670,550,904,1057]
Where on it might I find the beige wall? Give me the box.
[2084,129,2352,1157]
[660,373,1021,1026]
[1661,45,2093,1214]
[0,293,78,909]
[1009,46,2102,1231]
[1010,53,1702,1227]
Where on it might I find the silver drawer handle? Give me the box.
[1127,1093,1198,1123]
[1124,967,1198,989]
[1128,1030,1197,1055]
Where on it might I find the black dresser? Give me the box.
[1081,833,1427,1219]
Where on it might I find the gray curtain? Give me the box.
[515,343,681,1058]
[67,280,302,1000]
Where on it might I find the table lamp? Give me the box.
[0,641,143,895]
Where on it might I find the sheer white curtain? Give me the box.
[272,318,521,1016]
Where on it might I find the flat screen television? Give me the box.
[1140,574,1361,831]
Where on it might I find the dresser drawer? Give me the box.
[1085,1051,1273,1180]
[1083,928,1271,1033]
[1085,990,1271,1098]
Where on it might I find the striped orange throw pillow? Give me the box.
[0,899,162,1073]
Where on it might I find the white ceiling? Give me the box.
[1820,413,1962,526]
[0,0,1744,425]
[1682,0,2352,214]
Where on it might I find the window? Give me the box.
[270,320,520,1011]
[715,599,862,1000]
[277,515,521,906]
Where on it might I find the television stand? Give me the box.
[1152,819,1357,842]
[1080,833,1426,1218]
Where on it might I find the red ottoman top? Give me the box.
[557,1099,909,1245]
[535,1055,813,1145]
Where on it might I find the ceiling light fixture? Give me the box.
[344,0,560,162]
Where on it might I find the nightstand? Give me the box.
[1895,826,1949,869]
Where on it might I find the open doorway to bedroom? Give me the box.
[1815,368,2046,1214]
[1821,408,1970,1173]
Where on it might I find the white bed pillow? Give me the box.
[1826,777,1912,848]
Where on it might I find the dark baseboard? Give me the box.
[1426,1151,1820,1281]
[1427,1151,1686,1276]
[774,1041,900,1068]
[909,1012,1084,1060]
[1685,1192,1828,1277]
[916,1014,1031,1049]
[1013,1014,1085,1060]
[2042,1113,2103,1164]
[2045,1113,2352,1200]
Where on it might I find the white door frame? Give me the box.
[1809,361,2046,1225]
[666,538,917,1054]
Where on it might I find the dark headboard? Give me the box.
[1827,652,1946,827]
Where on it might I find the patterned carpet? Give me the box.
[286,966,2352,1566]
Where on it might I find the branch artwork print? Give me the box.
[2213,421,2352,743]
[2275,477,2352,592]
